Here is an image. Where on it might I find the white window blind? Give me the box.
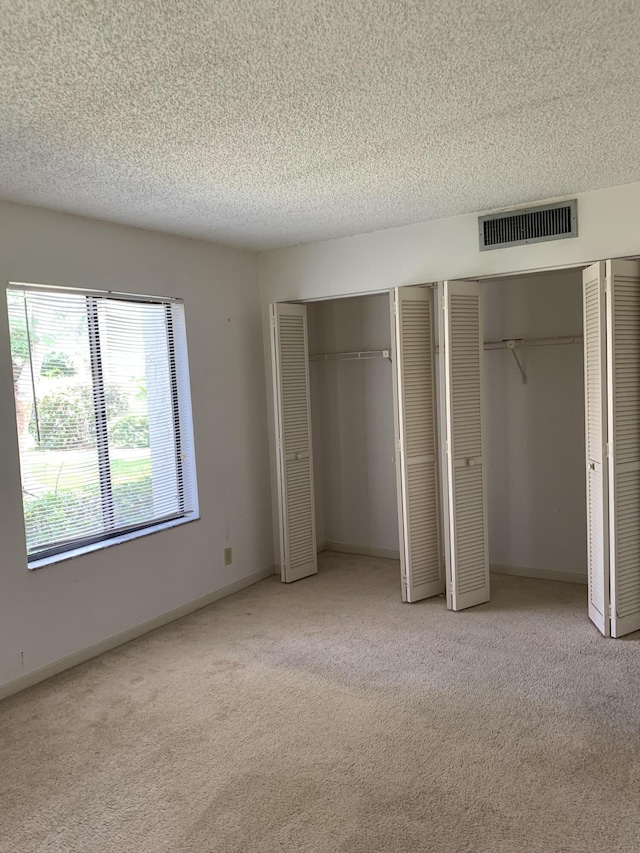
[7,286,197,562]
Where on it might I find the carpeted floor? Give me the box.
[1,551,639,853]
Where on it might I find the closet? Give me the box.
[270,293,400,586]
[479,261,640,637]
[270,258,640,638]
[481,269,587,587]
[307,295,398,566]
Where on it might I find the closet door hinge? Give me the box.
[270,314,276,329]
[440,295,447,312]
[396,438,403,455]
[609,604,614,620]
[606,442,613,459]
[443,439,450,455]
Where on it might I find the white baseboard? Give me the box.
[325,541,401,560]
[0,566,275,702]
[491,563,587,585]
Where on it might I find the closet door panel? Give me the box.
[607,260,640,637]
[583,261,610,635]
[439,280,490,611]
[390,287,443,602]
[271,303,317,583]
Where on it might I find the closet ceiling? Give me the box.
[1,1,640,250]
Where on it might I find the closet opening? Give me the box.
[477,267,588,592]
[306,293,401,594]
[271,286,439,601]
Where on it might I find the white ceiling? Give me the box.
[1,1,640,250]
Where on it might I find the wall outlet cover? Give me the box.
[224,547,232,566]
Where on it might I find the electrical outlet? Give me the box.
[224,547,232,566]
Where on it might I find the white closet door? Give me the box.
[270,303,317,583]
[438,280,490,611]
[606,260,640,637]
[390,287,443,602]
[583,262,610,635]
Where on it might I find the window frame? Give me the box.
[7,282,199,568]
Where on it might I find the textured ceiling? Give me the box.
[1,1,640,250]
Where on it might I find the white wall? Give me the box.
[482,270,586,577]
[260,181,640,565]
[0,201,273,691]
[307,295,398,554]
[260,183,640,302]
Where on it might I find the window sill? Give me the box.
[27,514,200,571]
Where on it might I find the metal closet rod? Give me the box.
[433,333,583,353]
[309,334,583,362]
[309,349,391,361]
[309,335,583,388]
[483,334,583,350]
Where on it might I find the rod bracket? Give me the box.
[506,339,527,384]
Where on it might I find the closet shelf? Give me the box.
[309,349,391,362]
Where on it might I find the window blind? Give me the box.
[7,286,195,561]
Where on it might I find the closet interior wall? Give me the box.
[482,269,587,581]
[307,294,399,556]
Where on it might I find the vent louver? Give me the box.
[479,200,577,251]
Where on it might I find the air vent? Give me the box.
[479,200,578,251]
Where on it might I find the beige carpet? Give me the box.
[1,551,639,853]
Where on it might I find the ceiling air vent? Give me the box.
[479,200,578,251]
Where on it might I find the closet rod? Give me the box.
[309,335,582,366]
[435,335,584,384]
[483,334,583,350]
[309,349,391,362]
[434,334,583,353]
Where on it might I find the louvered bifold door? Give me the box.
[270,303,317,583]
[438,280,490,611]
[390,287,442,602]
[582,262,610,636]
[606,260,640,637]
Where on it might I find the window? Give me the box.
[7,284,198,566]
